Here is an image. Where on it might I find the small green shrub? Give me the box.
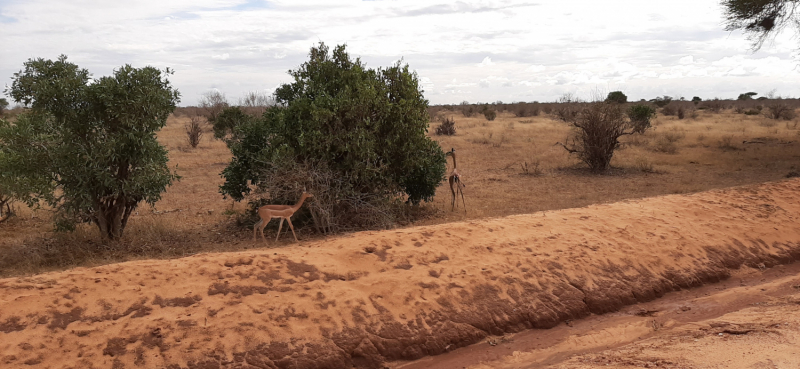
[627,104,657,134]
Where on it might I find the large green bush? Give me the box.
[220,43,446,232]
[606,91,627,104]
[1,55,180,240]
[628,104,657,134]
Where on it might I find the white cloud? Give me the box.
[526,65,545,73]
[478,57,494,67]
[1,0,799,105]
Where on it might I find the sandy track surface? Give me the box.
[398,261,800,368]
[1,179,799,369]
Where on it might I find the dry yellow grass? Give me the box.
[426,108,800,224]
[1,107,799,276]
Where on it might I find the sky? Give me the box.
[2,0,800,106]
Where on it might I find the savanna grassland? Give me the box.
[1,102,799,276]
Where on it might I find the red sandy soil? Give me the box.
[1,179,799,369]
[397,262,800,368]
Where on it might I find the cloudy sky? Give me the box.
[2,0,799,106]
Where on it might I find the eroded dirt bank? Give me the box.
[396,261,800,368]
[1,179,799,369]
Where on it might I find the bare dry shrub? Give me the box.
[552,94,583,122]
[701,99,725,113]
[459,102,476,117]
[633,157,655,173]
[765,102,796,120]
[185,116,205,148]
[662,128,686,143]
[513,103,540,117]
[717,135,739,151]
[173,106,203,117]
[662,103,678,116]
[759,119,777,128]
[200,91,229,122]
[521,159,543,176]
[435,116,456,136]
[0,194,12,223]
[0,218,199,276]
[554,102,581,122]
[560,102,633,172]
[625,134,650,147]
[653,136,678,154]
[491,133,507,147]
[237,91,274,116]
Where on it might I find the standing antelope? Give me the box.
[253,192,313,243]
[445,148,466,212]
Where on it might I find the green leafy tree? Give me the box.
[651,95,673,108]
[212,106,254,140]
[2,55,180,239]
[221,43,446,231]
[722,0,799,50]
[737,92,758,100]
[0,98,8,116]
[606,91,628,104]
[627,104,657,134]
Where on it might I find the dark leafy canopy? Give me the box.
[220,43,446,207]
[2,55,180,239]
[606,91,628,104]
[627,104,657,134]
[722,0,800,49]
[212,106,254,140]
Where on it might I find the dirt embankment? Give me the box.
[1,180,799,369]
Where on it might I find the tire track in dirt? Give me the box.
[1,179,799,369]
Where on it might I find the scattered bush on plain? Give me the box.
[185,116,204,148]
[220,43,446,233]
[627,104,657,134]
[436,116,456,136]
[559,101,639,172]
[1,55,180,240]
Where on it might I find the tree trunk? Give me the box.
[93,195,133,240]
